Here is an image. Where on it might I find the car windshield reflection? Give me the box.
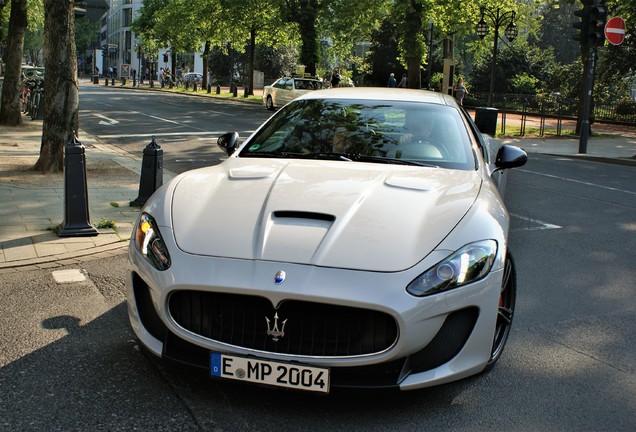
[240,99,476,170]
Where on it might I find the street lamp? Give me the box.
[475,6,518,106]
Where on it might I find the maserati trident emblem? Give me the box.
[274,270,286,284]
[265,312,287,342]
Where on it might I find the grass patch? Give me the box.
[110,202,120,208]
[95,218,117,229]
[497,125,579,138]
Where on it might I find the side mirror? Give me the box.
[494,145,527,172]
[217,132,240,156]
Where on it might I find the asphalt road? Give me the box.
[1,87,634,431]
[78,84,272,173]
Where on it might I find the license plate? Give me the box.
[210,353,330,393]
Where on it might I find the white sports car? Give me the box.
[128,88,527,393]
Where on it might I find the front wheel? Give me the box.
[30,93,40,121]
[484,250,516,371]
[265,95,275,111]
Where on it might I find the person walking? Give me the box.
[387,73,397,88]
[397,74,407,88]
[454,78,468,105]
[331,68,341,88]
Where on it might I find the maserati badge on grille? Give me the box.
[265,312,287,342]
[274,270,286,284]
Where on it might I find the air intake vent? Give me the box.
[273,211,335,222]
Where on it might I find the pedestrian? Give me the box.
[397,74,407,88]
[108,66,113,77]
[331,68,341,88]
[453,78,468,105]
[387,73,397,88]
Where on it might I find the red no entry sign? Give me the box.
[604,17,626,45]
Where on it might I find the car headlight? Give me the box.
[134,212,171,271]
[406,240,497,297]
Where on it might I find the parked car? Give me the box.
[182,72,203,86]
[21,65,45,80]
[262,76,324,110]
[128,87,527,393]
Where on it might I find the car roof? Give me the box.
[295,87,458,106]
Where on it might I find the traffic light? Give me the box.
[588,3,608,46]
[163,53,169,63]
[572,5,590,45]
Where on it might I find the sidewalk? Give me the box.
[0,118,176,272]
[1,100,635,272]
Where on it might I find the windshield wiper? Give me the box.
[296,152,353,161]
[351,155,438,167]
[241,151,294,158]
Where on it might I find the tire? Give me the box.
[266,95,275,111]
[483,250,516,371]
[30,93,40,121]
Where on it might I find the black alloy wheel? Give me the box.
[484,250,516,371]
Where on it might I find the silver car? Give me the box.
[128,88,527,393]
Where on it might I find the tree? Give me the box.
[33,0,78,173]
[392,0,427,89]
[281,0,321,76]
[0,0,28,126]
[363,19,406,86]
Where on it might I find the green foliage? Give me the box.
[509,73,538,95]
[95,218,116,229]
[362,19,406,86]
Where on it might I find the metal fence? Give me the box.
[465,92,636,136]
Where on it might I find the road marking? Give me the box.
[510,213,562,231]
[519,169,636,196]
[143,114,184,125]
[93,113,119,125]
[52,269,87,283]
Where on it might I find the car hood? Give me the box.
[171,159,481,271]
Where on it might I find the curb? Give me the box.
[0,241,129,272]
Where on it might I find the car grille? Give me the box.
[168,290,399,357]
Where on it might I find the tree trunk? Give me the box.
[0,0,28,126]
[284,0,319,77]
[33,0,79,173]
[202,40,210,90]
[298,10,318,76]
[403,0,424,89]
[247,27,256,95]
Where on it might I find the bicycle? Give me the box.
[29,80,44,120]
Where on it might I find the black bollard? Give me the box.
[207,83,211,93]
[193,82,197,92]
[216,83,220,94]
[243,86,249,98]
[58,134,98,237]
[130,136,164,207]
[105,77,108,86]
[232,85,238,97]
[111,77,115,86]
[185,81,189,90]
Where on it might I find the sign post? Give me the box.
[604,17,626,45]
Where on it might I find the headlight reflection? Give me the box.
[407,240,497,297]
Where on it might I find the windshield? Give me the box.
[239,99,475,170]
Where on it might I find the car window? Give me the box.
[240,99,476,170]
